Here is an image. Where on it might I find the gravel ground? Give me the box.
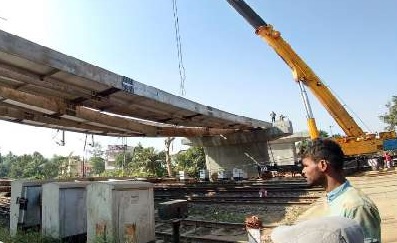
[188,203,311,225]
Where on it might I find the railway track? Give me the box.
[155,231,239,243]
[155,195,319,205]
[0,197,10,215]
[154,186,323,193]
[155,219,264,243]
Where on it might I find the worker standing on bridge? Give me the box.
[299,138,381,242]
[270,111,276,123]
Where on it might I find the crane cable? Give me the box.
[171,0,187,96]
[321,79,373,133]
[52,129,65,146]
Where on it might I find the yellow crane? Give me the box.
[226,0,396,156]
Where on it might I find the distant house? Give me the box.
[105,145,134,170]
[59,155,91,177]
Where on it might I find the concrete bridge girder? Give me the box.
[0,29,275,138]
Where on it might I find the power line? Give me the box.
[171,0,187,96]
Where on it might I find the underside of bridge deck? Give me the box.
[0,29,273,138]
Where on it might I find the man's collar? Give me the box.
[326,180,351,203]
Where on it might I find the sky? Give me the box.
[0,0,396,158]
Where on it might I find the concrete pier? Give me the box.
[183,120,293,178]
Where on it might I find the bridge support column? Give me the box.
[183,120,293,179]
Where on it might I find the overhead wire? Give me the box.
[52,129,65,146]
[171,0,187,96]
[170,0,188,152]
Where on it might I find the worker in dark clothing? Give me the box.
[270,111,276,123]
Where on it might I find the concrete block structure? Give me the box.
[42,182,92,239]
[10,180,57,236]
[86,181,155,243]
[268,131,309,166]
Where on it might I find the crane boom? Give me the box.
[226,0,396,156]
[226,0,364,138]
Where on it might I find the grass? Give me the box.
[0,227,61,243]
[0,227,121,243]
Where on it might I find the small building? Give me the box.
[105,145,134,170]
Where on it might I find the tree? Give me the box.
[380,96,397,131]
[50,155,69,178]
[0,152,69,179]
[319,130,329,138]
[174,147,205,177]
[0,152,14,177]
[115,150,134,169]
[88,142,104,158]
[25,152,48,178]
[87,142,105,176]
[128,145,166,177]
[90,156,105,175]
[164,137,175,177]
[41,156,63,178]
[7,152,55,179]
[0,163,9,178]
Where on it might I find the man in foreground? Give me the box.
[271,216,364,243]
[298,138,381,242]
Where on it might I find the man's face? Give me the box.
[301,157,326,186]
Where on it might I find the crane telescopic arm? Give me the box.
[226,0,365,139]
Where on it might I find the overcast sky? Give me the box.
[0,0,396,158]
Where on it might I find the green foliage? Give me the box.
[128,144,166,177]
[0,163,9,177]
[90,156,105,175]
[40,157,63,179]
[100,168,124,177]
[380,95,397,131]
[0,143,206,180]
[50,155,68,177]
[110,144,166,177]
[115,150,134,169]
[88,142,104,158]
[0,152,67,179]
[0,152,14,177]
[7,152,52,179]
[319,129,329,138]
[173,147,205,177]
[0,227,60,243]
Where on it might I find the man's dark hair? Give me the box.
[300,138,345,171]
